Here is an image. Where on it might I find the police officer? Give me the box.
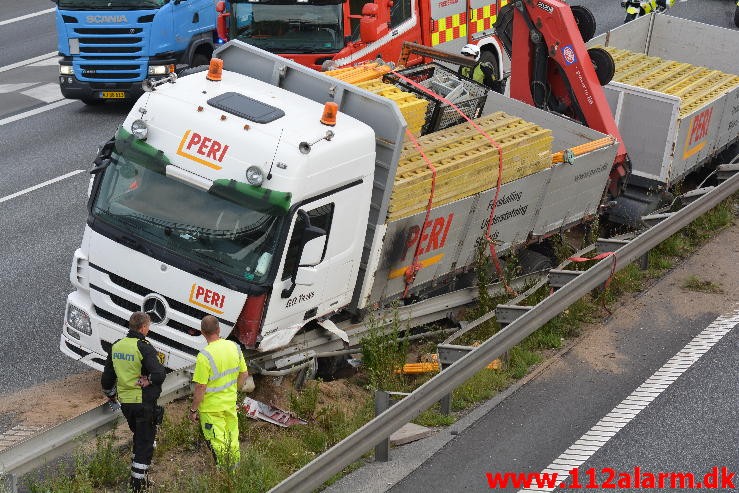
[189,315,249,469]
[102,311,166,492]
[458,43,502,93]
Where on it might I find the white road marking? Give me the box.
[21,82,63,103]
[0,83,38,93]
[0,8,55,26]
[0,98,77,127]
[0,52,58,74]
[29,56,61,67]
[0,170,85,204]
[518,308,739,493]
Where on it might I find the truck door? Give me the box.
[172,0,208,49]
[261,184,367,346]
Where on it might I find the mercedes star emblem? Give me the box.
[142,294,169,325]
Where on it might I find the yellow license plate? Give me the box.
[101,91,125,99]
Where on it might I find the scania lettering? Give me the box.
[52,0,226,104]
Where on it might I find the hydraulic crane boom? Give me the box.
[496,0,630,196]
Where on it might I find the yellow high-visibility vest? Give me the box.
[111,337,144,403]
[194,339,247,413]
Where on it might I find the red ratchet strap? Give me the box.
[391,70,516,297]
[568,251,617,314]
[403,129,437,298]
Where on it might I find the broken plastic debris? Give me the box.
[241,397,307,427]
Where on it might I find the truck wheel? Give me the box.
[191,53,210,68]
[517,248,553,274]
[570,5,597,43]
[479,50,503,93]
[735,5,739,28]
[587,47,615,86]
[494,4,515,57]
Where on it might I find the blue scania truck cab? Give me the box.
[53,0,222,104]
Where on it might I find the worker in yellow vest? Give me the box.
[458,44,502,93]
[189,315,249,469]
[101,312,166,492]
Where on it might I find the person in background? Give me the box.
[459,43,501,92]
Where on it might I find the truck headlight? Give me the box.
[60,65,74,75]
[131,119,148,140]
[66,305,92,336]
[246,166,264,186]
[148,65,168,75]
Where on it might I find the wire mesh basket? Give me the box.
[383,63,488,135]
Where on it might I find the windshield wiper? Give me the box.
[115,232,152,256]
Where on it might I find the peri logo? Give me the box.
[177,130,230,171]
[142,294,169,325]
[683,106,714,159]
[562,45,577,66]
[189,283,226,314]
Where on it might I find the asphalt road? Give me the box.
[0,104,128,395]
[0,0,130,395]
[0,2,57,68]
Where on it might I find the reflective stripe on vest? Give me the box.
[111,337,143,404]
[201,341,242,394]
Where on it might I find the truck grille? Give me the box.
[94,306,199,357]
[72,26,147,81]
[75,28,143,35]
[108,272,228,324]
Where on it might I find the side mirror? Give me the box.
[299,235,327,267]
[359,3,388,43]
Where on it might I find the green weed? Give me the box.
[289,380,320,419]
[360,311,410,391]
[681,275,723,293]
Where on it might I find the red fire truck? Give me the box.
[214,0,508,74]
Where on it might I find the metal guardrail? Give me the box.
[268,171,739,493]
[0,367,192,490]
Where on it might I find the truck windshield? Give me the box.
[57,0,165,9]
[91,133,285,284]
[232,1,344,53]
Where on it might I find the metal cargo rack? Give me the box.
[383,63,488,135]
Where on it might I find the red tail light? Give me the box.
[234,293,267,348]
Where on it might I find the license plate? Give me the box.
[156,351,168,366]
[101,91,125,99]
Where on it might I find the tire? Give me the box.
[570,5,596,43]
[479,50,504,93]
[494,4,515,57]
[587,47,615,86]
[517,248,553,274]
[191,53,210,68]
[734,5,739,28]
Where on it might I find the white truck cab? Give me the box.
[61,58,377,370]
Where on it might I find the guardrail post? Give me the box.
[639,253,649,270]
[374,391,390,462]
[2,472,17,493]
